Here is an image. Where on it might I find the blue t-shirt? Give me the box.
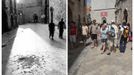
[101,28,108,39]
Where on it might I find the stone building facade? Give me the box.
[2,0,18,33]
[16,0,49,24]
[115,0,132,26]
[91,0,116,24]
[68,0,86,43]
[49,0,66,24]
[16,0,66,25]
[68,0,86,26]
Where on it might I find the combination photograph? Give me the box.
[2,0,133,75]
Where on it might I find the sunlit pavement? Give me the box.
[69,39,132,75]
[2,23,67,75]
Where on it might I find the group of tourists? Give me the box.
[32,13,45,23]
[69,19,132,55]
[100,20,132,55]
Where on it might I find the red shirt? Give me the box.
[70,25,77,35]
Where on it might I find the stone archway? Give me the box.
[123,8,128,23]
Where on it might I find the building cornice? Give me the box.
[92,8,116,11]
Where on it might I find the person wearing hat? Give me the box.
[106,20,118,55]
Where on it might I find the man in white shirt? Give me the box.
[82,22,89,45]
[107,20,118,55]
[111,21,118,49]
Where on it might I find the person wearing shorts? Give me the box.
[82,23,89,45]
[107,21,117,54]
[101,39,107,43]
[70,35,76,44]
[69,22,77,48]
[100,23,108,54]
[91,34,97,40]
[90,19,98,48]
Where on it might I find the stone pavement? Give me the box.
[2,23,66,75]
[68,37,92,69]
[69,39,132,75]
[2,28,18,47]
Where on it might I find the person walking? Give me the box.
[127,23,132,42]
[111,21,118,52]
[117,23,123,48]
[90,19,98,48]
[119,22,129,53]
[100,23,109,54]
[107,21,116,55]
[41,14,45,23]
[49,21,55,40]
[58,18,65,39]
[82,22,89,45]
[69,21,77,48]
[33,13,38,23]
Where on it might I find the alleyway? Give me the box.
[2,23,67,75]
[69,39,132,75]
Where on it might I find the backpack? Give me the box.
[108,25,115,37]
[123,28,129,38]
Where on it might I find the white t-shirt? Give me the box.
[82,26,88,35]
[112,24,118,38]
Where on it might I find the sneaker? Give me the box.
[107,53,111,55]
[91,46,94,48]
[101,52,104,54]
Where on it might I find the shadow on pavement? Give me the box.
[68,41,92,70]
[49,39,65,49]
[2,28,18,75]
[85,42,92,46]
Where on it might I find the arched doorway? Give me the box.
[123,8,128,23]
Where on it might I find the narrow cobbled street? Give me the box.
[69,38,132,75]
[2,24,67,75]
